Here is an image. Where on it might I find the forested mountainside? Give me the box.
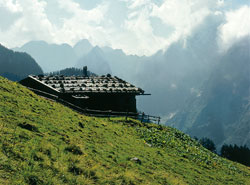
[0,44,43,81]
[47,67,96,77]
[168,37,250,148]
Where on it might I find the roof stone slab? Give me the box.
[32,75,145,95]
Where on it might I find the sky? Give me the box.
[0,0,249,56]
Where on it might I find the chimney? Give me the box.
[83,66,88,77]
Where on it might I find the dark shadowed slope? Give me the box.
[0,44,43,81]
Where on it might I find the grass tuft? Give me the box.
[65,145,83,155]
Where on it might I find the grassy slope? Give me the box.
[0,77,249,185]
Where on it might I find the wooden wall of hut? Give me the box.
[78,94,137,112]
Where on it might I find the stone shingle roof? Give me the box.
[31,75,145,95]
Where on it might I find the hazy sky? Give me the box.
[0,0,249,56]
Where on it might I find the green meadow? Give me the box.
[0,77,249,184]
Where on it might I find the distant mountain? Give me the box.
[73,39,93,58]
[13,39,145,83]
[135,14,222,116]
[168,37,250,148]
[14,41,77,72]
[0,44,43,81]
[76,46,112,75]
[101,46,145,82]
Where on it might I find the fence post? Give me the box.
[125,110,128,121]
[108,110,112,120]
[158,117,160,125]
[84,108,88,116]
[141,112,145,123]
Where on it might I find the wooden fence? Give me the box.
[27,87,161,124]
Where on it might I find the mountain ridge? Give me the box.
[168,37,250,148]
